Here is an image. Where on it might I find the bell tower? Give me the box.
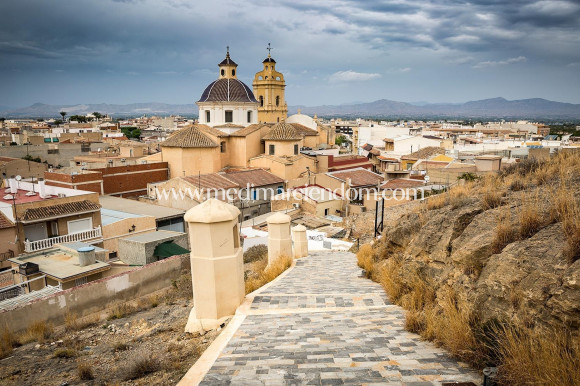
[253,43,288,123]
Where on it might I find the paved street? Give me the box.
[199,252,481,385]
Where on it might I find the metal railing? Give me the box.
[24,226,102,253]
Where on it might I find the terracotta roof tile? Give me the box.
[197,124,229,138]
[328,168,384,187]
[381,179,425,190]
[229,124,270,137]
[214,123,244,129]
[161,125,218,148]
[263,123,303,141]
[182,173,238,190]
[0,211,14,229]
[288,123,318,136]
[403,146,445,159]
[221,169,283,187]
[21,200,101,222]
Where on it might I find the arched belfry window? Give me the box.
[259,96,264,107]
[276,96,280,107]
[221,69,225,76]
[232,69,236,76]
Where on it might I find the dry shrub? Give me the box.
[491,211,517,254]
[552,185,580,263]
[493,325,580,386]
[356,244,375,277]
[449,185,472,209]
[108,303,136,321]
[376,255,406,303]
[0,325,18,359]
[481,189,503,210]
[112,341,129,352]
[119,351,161,380]
[518,202,543,239]
[243,244,268,263]
[53,347,77,358]
[426,193,447,210]
[19,321,53,344]
[65,312,98,331]
[508,176,526,191]
[77,361,95,380]
[431,287,481,364]
[245,254,293,294]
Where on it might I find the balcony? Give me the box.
[24,226,102,253]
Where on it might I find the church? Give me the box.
[160,46,335,181]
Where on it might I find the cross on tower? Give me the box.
[226,46,230,56]
[267,42,272,57]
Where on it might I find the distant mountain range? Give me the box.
[289,98,580,120]
[2,97,580,120]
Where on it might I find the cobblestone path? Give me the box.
[199,252,481,385]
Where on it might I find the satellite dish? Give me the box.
[424,175,430,182]
[15,175,22,181]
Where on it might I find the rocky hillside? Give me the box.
[360,150,580,384]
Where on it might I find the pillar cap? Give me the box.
[185,198,240,224]
[292,224,307,232]
[267,212,291,224]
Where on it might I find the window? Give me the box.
[221,69,225,76]
[269,144,275,155]
[277,185,283,194]
[276,96,280,107]
[232,69,236,76]
[324,208,329,216]
[259,96,264,107]
[205,110,210,123]
[225,111,233,123]
[294,144,299,155]
[220,141,226,153]
[247,111,252,123]
[67,218,92,234]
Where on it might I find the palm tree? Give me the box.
[59,111,66,121]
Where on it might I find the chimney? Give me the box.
[38,179,46,198]
[9,179,17,194]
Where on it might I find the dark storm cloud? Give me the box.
[1,0,579,106]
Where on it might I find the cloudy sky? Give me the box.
[1,0,579,108]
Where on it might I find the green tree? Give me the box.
[121,127,141,139]
[93,112,103,120]
[335,135,351,147]
[59,111,67,121]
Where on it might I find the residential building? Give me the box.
[271,185,342,217]
[0,179,103,255]
[100,208,157,260]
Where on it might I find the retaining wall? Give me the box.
[0,254,190,333]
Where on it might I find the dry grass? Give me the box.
[491,210,517,254]
[551,185,580,263]
[112,341,130,352]
[53,347,77,358]
[518,201,543,239]
[0,325,18,359]
[243,244,268,263]
[19,321,53,344]
[118,351,161,381]
[64,312,99,331]
[493,325,580,386]
[376,255,407,304]
[245,254,293,294]
[77,361,95,380]
[108,302,137,321]
[481,189,503,210]
[356,244,375,278]
[426,193,447,210]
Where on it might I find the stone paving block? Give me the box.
[200,252,481,385]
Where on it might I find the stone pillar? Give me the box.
[292,224,308,258]
[267,212,292,265]
[184,199,245,333]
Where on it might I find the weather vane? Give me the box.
[226,46,230,55]
[267,42,272,57]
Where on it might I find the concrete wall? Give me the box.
[162,146,221,179]
[0,227,17,268]
[118,232,188,265]
[0,254,190,333]
[102,216,157,258]
[0,143,105,168]
[0,158,48,180]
